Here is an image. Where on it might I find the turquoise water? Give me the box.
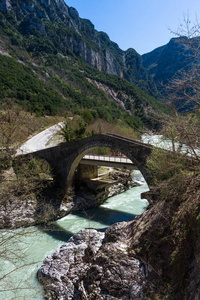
[4,131,191,298]
[0,170,149,299]
[2,133,188,298]
[3,132,176,299]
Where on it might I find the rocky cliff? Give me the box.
[0,0,156,94]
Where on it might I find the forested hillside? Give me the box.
[0,0,169,131]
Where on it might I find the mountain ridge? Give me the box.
[0,0,169,130]
[142,36,200,111]
[0,0,157,94]
[142,37,194,86]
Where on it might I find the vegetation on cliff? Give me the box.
[0,49,168,130]
[1,2,200,299]
[134,108,200,298]
[129,172,200,299]
[0,0,169,131]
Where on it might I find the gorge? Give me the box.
[0,0,200,299]
[0,169,149,299]
[1,132,200,299]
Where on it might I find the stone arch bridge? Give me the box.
[16,134,154,196]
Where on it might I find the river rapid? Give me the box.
[0,133,164,299]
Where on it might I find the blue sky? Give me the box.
[65,0,200,54]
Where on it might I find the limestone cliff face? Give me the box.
[0,0,156,93]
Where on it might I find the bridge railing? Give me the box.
[83,154,133,164]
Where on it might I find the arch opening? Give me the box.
[66,145,148,211]
[66,140,149,192]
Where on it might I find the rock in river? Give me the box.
[38,222,146,299]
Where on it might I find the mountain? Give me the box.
[0,0,156,93]
[142,37,200,111]
[142,37,193,86]
[0,0,168,130]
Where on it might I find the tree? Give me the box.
[59,120,74,142]
[0,109,51,298]
[0,108,20,170]
[167,16,200,112]
[60,115,89,142]
[166,18,200,159]
[147,18,200,183]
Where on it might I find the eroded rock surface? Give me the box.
[38,224,146,299]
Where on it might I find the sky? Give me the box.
[65,0,200,54]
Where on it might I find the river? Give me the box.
[0,169,149,299]
[2,133,173,299]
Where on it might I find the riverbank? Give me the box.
[72,168,143,211]
[0,171,149,299]
[37,173,200,300]
[0,168,142,229]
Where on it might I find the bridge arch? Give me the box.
[26,134,153,196]
[67,144,140,190]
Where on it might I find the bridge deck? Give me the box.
[81,155,138,170]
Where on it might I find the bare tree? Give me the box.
[167,16,200,112]
[147,18,200,183]
[0,107,57,298]
[162,17,200,160]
